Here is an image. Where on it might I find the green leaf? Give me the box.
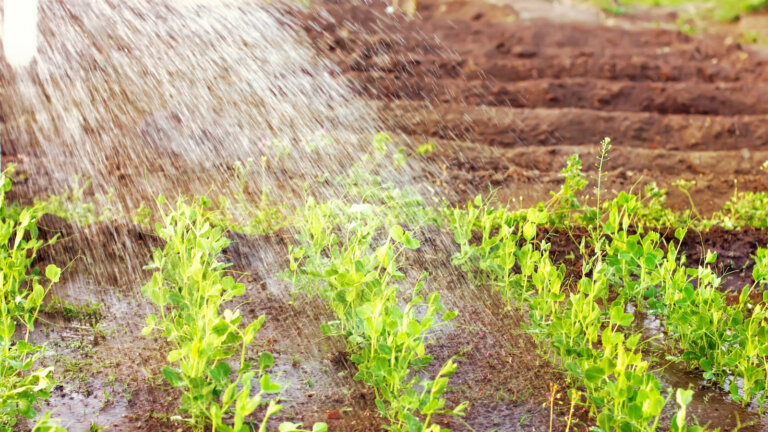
[25,284,44,311]
[265,399,283,416]
[522,222,536,242]
[260,374,281,393]
[609,305,633,327]
[161,366,185,387]
[402,232,420,250]
[417,141,435,155]
[442,310,457,321]
[372,132,392,154]
[45,265,61,283]
[167,350,183,363]
[584,365,605,385]
[279,423,303,432]
[259,352,275,371]
[676,388,693,407]
[390,225,405,243]
[141,314,156,336]
[208,361,231,384]
[627,402,643,421]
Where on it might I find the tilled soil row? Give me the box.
[299,0,768,212]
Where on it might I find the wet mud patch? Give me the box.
[35,214,161,289]
[672,226,768,291]
[27,275,180,431]
[658,362,768,431]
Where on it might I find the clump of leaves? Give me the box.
[444,154,714,431]
[44,296,103,324]
[285,200,466,431]
[0,172,65,431]
[142,196,324,432]
[35,176,118,225]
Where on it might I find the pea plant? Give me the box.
[590,194,768,409]
[142,197,325,432]
[284,200,467,431]
[444,186,709,430]
[0,173,66,431]
[755,243,768,286]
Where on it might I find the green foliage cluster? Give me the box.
[594,0,768,20]
[141,197,325,432]
[35,176,118,225]
[44,295,103,324]
[445,151,768,429]
[447,195,705,431]
[0,173,66,431]
[284,200,466,431]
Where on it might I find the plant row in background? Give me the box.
[592,0,768,21]
[141,197,326,432]
[283,198,466,431]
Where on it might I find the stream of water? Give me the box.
[3,0,407,213]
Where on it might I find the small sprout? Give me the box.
[417,141,435,155]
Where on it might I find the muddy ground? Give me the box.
[3,0,768,430]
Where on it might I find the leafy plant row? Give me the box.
[141,197,325,432]
[550,154,768,411]
[445,149,768,429]
[284,199,467,431]
[0,172,67,431]
[446,195,704,431]
[601,199,768,410]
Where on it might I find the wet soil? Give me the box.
[3,0,768,430]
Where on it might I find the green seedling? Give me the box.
[142,197,324,432]
[285,198,466,431]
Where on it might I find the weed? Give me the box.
[35,176,118,225]
[44,295,104,324]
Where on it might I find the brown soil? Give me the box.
[299,0,768,212]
